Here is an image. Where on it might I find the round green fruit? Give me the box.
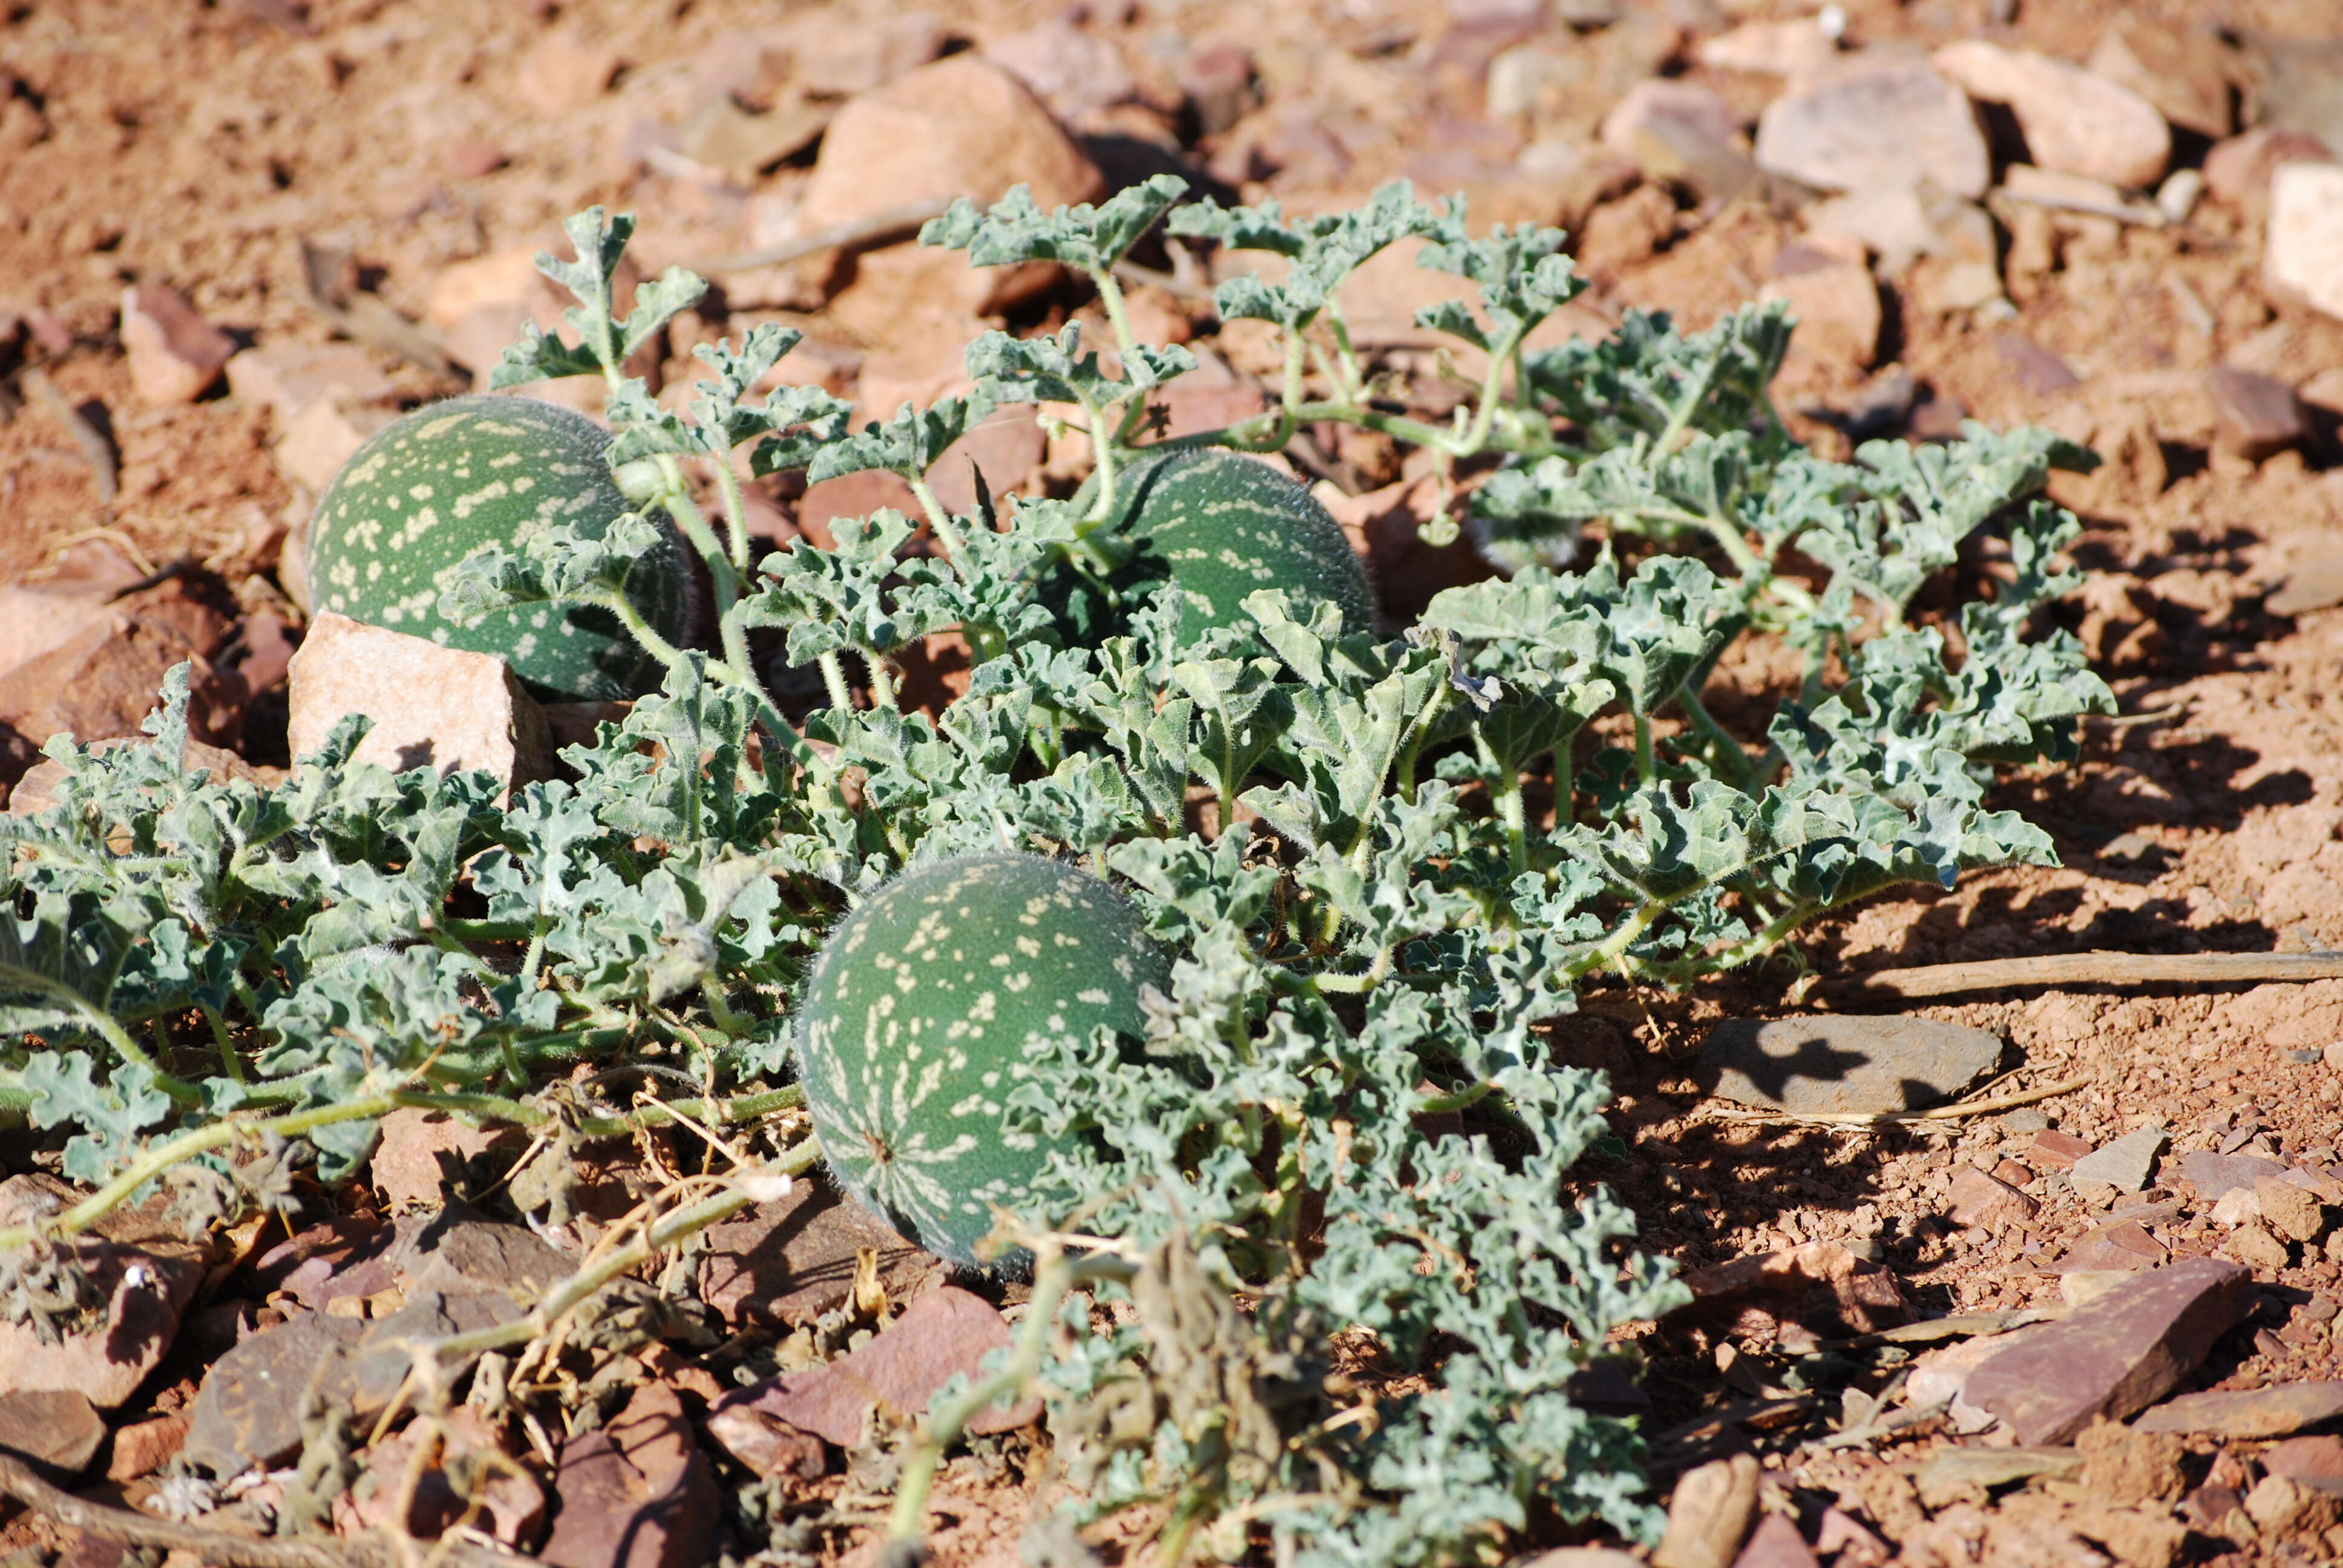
[306,394,693,702]
[1107,447,1376,640]
[795,853,1170,1269]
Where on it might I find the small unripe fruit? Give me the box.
[306,394,693,701]
[1107,448,1375,641]
[795,854,1169,1267]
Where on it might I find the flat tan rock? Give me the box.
[286,612,554,795]
[2087,18,2233,139]
[1933,40,2169,189]
[120,283,234,405]
[224,341,394,420]
[2268,162,2343,323]
[1754,58,1990,199]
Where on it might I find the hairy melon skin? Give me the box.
[1108,448,1376,641]
[796,854,1170,1268]
[306,394,693,702]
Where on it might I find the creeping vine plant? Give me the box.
[0,179,2109,1563]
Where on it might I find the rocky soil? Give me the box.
[6,0,2343,1564]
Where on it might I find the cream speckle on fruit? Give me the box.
[795,853,1168,1268]
[304,394,692,702]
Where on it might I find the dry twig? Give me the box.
[1845,951,2343,998]
[687,197,957,275]
[0,1452,533,1568]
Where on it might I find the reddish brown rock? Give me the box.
[249,1218,397,1312]
[2134,1381,2343,1439]
[2203,127,2333,210]
[1964,1259,2255,1445]
[0,1388,106,1476]
[0,577,236,755]
[542,1383,719,1568]
[2267,164,2343,324]
[1674,1240,1907,1341]
[389,1208,574,1302]
[925,403,1047,518]
[1760,260,1881,374]
[2030,1129,2096,1171]
[706,1287,1039,1451]
[2204,368,2307,462]
[796,56,1102,316]
[183,1312,370,1474]
[702,1403,828,1482]
[1728,1512,1820,1568]
[369,1107,528,1212]
[513,27,621,116]
[286,613,554,796]
[792,469,922,555]
[336,1406,546,1546]
[1654,1453,1760,1568]
[1321,475,1492,624]
[2057,1220,2166,1275]
[0,1180,209,1411]
[2228,1221,2293,1271]
[2255,1174,2330,1243]
[441,139,511,180]
[273,397,393,492]
[2264,1434,2343,1495]
[1945,1166,2040,1230]
[2178,1150,2290,1200]
[697,1180,942,1330]
[120,283,234,405]
[105,1413,187,1481]
[1697,1015,2002,1117]
[1599,79,1741,161]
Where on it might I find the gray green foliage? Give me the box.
[0,181,2114,1563]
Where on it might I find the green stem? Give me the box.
[905,473,974,580]
[1474,723,1528,875]
[1676,684,1755,791]
[864,651,899,712]
[709,454,756,579]
[653,459,742,616]
[1090,266,1142,367]
[1633,711,1656,788]
[886,1246,1136,1547]
[0,964,203,1106]
[817,652,854,713]
[199,1008,242,1082]
[1694,900,1822,975]
[0,1084,808,1255]
[1418,1080,1495,1116]
[1084,392,1121,529]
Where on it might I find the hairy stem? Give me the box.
[906,473,974,578]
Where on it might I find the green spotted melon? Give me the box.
[1108,448,1375,641]
[796,854,1170,1269]
[305,394,693,702]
